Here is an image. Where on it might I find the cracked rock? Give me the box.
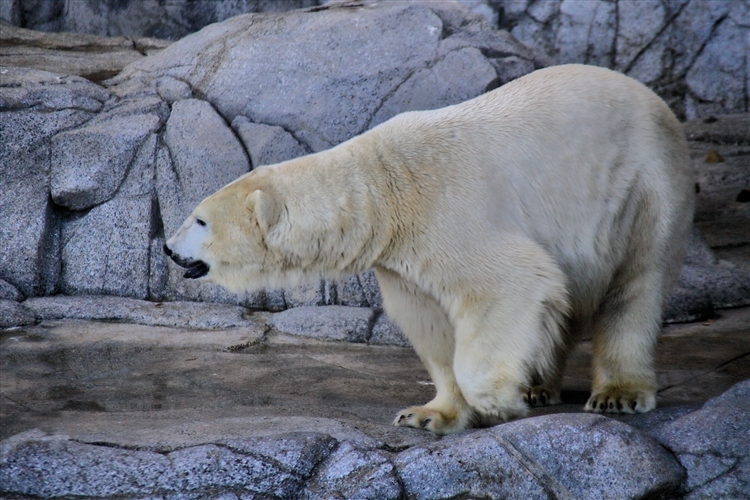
[232,116,309,167]
[112,2,545,153]
[395,413,685,500]
[0,430,336,499]
[303,441,401,500]
[649,380,750,498]
[0,68,106,298]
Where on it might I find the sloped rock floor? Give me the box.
[1,302,748,499]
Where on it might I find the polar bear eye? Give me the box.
[195,218,207,227]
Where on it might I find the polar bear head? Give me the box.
[163,157,381,293]
[163,170,289,293]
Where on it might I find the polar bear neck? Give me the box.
[261,137,403,278]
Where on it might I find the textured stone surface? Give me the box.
[154,75,192,103]
[0,68,107,298]
[0,22,170,81]
[49,104,162,211]
[22,295,259,329]
[2,310,749,498]
[0,430,174,498]
[650,380,750,498]
[0,300,36,328]
[0,430,336,499]
[499,0,750,119]
[269,305,373,343]
[58,137,157,298]
[113,2,545,153]
[494,414,686,499]
[395,413,685,500]
[303,441,401,500]
[232,116,309,168]
[370,314,410,347]
[1,0,321,40]
[0,279,24,301]
[395,428,549,499]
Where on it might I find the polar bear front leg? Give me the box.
[375,268,476,434]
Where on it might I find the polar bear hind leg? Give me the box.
[585,192,675,414]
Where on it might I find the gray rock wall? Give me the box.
[0,0,321,40]
[0,2,546,312]
[490,0,750,119]
[2,2,748,328]
[3,0,747,119]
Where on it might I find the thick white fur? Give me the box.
[165,65,694,434]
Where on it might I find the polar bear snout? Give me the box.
[163,243,210,279]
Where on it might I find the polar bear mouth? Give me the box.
[163,244,210,279]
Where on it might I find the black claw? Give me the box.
[398,415,405,422]
[609,401,614,409]
[599,402,605,410]
[407,413,414,419]
[420,418,432,429]
[541,393,548,405]
[531,396,537,405]
[616,401,623,411]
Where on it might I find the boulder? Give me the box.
[394,413,685,500]
[0,429,336,499]
[268,305,374,343]
[500,0,750,119]
[649,380,750,498]
[302,441,401,500]
[0,68,108,298]
[111,2,547,153]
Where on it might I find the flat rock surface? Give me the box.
[1,304,748,498]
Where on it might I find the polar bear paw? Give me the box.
[394,406,470,434]
[584,387,656,414]
[522,385,561,407]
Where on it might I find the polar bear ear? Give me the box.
[247,190,280,234]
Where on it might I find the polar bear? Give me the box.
[164,64,694,434]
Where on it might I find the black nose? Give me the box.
[163,243,172,257]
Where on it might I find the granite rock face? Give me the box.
[1,2,546,313]
[0,68,108,298]
[4,0,746,118]
[2,2,749,330]
[649,380,750,498]
[0,412,694,499]
[495,0,750,119]
[0,0,321,40]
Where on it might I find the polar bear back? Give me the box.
[368,64,693,313]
